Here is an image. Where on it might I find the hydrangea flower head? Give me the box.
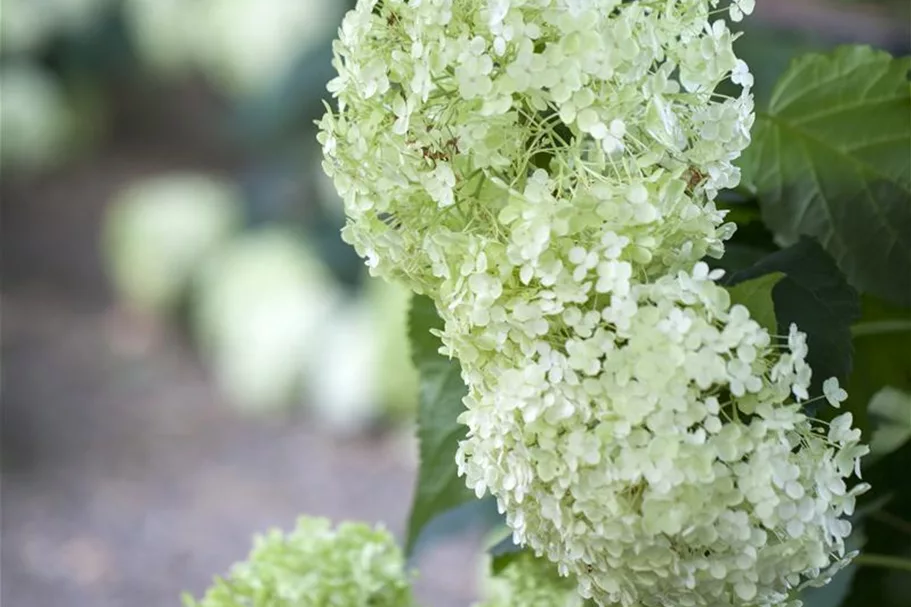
[455,264,869,606]
[182,516,414,607]
[320,0,755,303]
[320,1,868,606]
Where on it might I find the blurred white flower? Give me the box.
[310,278,421,432]
[0,0,111,54]
[103,172,242,314]
[193,228,340,412]
[0,62,71,172]
[309,298,381,433]
[122,0,203,76]
[478,551,584,607]
[367,277,420,418]
[213,0,344,95]
[124,0,344,96]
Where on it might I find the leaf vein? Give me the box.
[771,58,878,113]
[760,112,911,195]
[789,95,908,127]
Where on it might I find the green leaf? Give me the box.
[710,242,775,275]
[405,294,474,555]
[740,45,911,306]
[725,272,785,334]
[724,24,828,107]
[868,387,911,461]
[725,239,861,397]
[847,296,911,439]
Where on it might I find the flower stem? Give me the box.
[854,553,911,572]
[851,319,911,338]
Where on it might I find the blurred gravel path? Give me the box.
[1,158,482,607]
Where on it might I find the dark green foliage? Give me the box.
[725,272,785,334]
[724,239,861,397]
[740,46,911,306]
[404,295,475,554]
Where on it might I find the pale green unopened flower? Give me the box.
[183,517,414,607]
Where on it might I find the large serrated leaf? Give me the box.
[740,45,911,306]
[404,294,475,555]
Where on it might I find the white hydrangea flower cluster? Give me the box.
[319,1,869,605]
[457,265,868,606]
[319,0,754,296]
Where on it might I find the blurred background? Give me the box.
[0,1,908,606]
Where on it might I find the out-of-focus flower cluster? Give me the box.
[0,62,71,172]
[102,172,419,428]
[124,0,344,96]
[182,517,415,607]
[319,1,869,605]
[0,0,111,55]
[478,551,586,607]
[0,0,107,173]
